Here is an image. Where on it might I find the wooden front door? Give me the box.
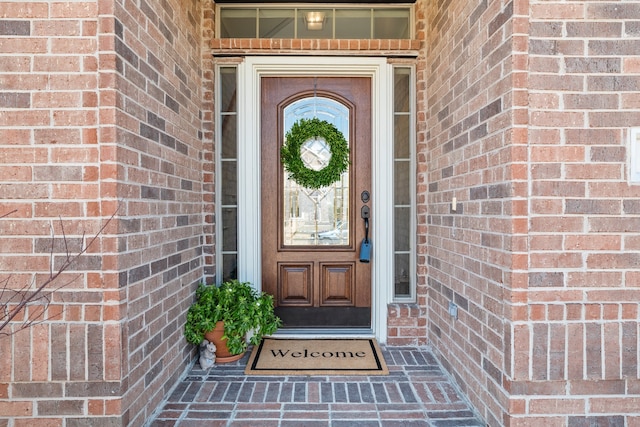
[261,77,372,328]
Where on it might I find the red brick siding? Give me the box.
[2,0,638,425]
[422,0,524,424]
[0,0,212,425]
[211,37,420,56]
[511,1,640,425]
[0,1,115,424]
[423,0,640,424]
[202,2,215,280]
[111,0,210,424]
[387,303,428,346]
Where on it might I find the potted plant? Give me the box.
[184,280,281,362]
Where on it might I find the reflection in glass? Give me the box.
[218,66,239,282]
[222,208,237,251]
[220,68,237,112]
[394,115,410,158]
[394,207,410,251]
[222,254,237,282]
[394,68,411,112]
[393,66,414,301]
[335,9,370,39]
[373,9,410,39]
[301,137,331,171]
[297,9,333,39]
[259,9,295,38]
[221,115,237,158]
[394,160,410,205]
[218,5,412,40]
[395,253,410,297]
[221,161,237,205]
[220,8,256,38]
[282,96,350,246]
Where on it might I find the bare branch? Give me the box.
[60,219,69,262]
[49,221,55,278]
[0,209,118,337]
[0,209,17,219]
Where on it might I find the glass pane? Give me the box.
[301,137,331,171]
[283,97,350,246]
[297,9,333,39]
[335,9,371,39]
[220,68,237,112]
[222,207,237,251]
[394,160,410,205]
[222,254,237,282]
[221,161,237,205]
[394,207,410,251]
[220,115,237,159]
[394,68,410,112]
[220,9,256,38]
[373,9,410,39]
[219,6,412,40]
[394,115,410,158]
[394,253,411,297]
[392,66,414,302]
[259,9,295,38]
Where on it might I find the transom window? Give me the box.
[217,4,413,39]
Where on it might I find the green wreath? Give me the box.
[280,118,350,189]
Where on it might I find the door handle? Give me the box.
[360,206,371,263]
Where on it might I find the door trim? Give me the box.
[236,56,393,343]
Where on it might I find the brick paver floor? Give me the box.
[149,346,485,426]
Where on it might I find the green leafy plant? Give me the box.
[184,280,282,355]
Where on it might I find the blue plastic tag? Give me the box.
[359,239,372,263]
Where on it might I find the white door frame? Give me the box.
[236,56,392,343]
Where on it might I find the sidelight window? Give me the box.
[217,65,239,282]
[392,65,415,301]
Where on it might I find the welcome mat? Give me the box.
[244,338,388,375]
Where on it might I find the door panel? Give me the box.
[320,263,355,306]
[279,263,313,306]
[261,76,371,328]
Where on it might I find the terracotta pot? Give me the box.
[204,321,246,363]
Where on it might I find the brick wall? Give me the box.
[515,1,640,425]
[0,0,213,425]
[422,0,524,424]
[110,0,212,424]
[0,1,117,424]
[4,0,639,425]
[423,0,640,425]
